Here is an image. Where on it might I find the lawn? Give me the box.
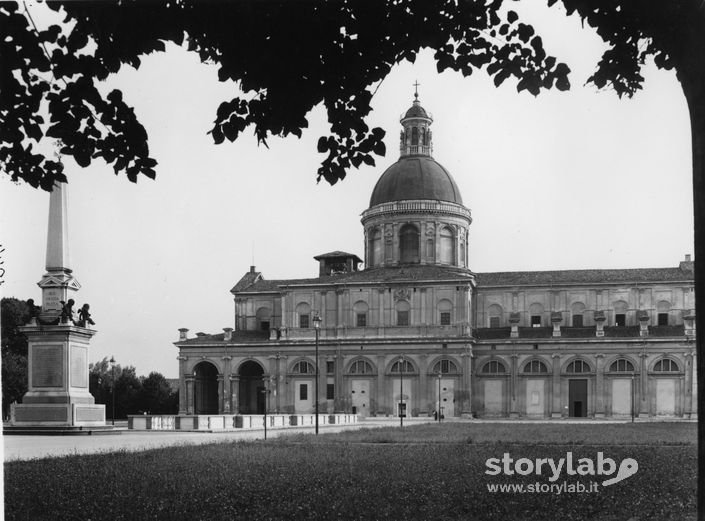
[4,422,697,521]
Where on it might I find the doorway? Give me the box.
[193,362,219,415]
[238,361,265,414]
[569,379,588,417]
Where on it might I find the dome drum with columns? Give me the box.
[175,90,696,421]
[362,92,472,269]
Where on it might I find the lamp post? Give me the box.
[399,354,404,428]
[630,372,635,423]
[312,312,322,435]
[437,372,442,424]
[109,356,116,426]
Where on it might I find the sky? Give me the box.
[0,2,693,379]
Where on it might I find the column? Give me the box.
[639,352,649,417]
[684,350,694,418]
[377,354,386,415]
[185,375,195,415]
[177,356,187,414]
[378,288,385,331]
[230,375,240,414]
[461,350,473,417]
[594,353,605,418]
[221,356,232,413]
[420,288,427,325]
[418,353,428,415]
[510,354,519,417]
[217,374,225,413]
[551,354,561,418]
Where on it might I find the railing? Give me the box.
[128,413,358,431]
[400,144,432,156]
[362,199,472,220]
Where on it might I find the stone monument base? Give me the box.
[11,402,106,427]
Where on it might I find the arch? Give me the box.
[652,358,681,372]
[487,304,503,328]
[388,357,416,374]
[411,126,419,145]
[430,358,460,375]
[399,224,420,263]
[564,358,592,374]
[608,358,636,372]
[193,361,219,415]
[256,306,272,331]
[480,359,507,374]
[439,226,455,265]
[295,302,311,328]
[238,360,265,414]
[438,299,453,326]
[522,359,549,374]
[291,359,316,374]
[347,358,376,375]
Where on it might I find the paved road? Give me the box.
[2,419,433,461]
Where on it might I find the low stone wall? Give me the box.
[128,413,358,431]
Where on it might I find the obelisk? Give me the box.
[11,182,106,428]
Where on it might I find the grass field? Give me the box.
[4,422,697,520]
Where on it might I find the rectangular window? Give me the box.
[440,312,451,326]
[397,310,409,326]
[615,314,626,327]
[572,314,583,327]
[658,313,668,326]
[489,316,500,328]
[356,313,367,327]
[299,314,309,328]
[326,383,335,400]
[326,361,335,374]
[531,315,541,327]
[299,384,308,400]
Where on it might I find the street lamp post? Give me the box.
[109,356,116,426]
[630,372,635,423]
[312,312,322,435]
[437,372,442,424]
[399,354,404,428]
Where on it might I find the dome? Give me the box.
[369,156,463,207]
[404,103,429,119]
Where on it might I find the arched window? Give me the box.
[609,358,635,372]
[656,300,671,326]
[523,360,548,373]
[439,226,455,265]
[411,126,419,145]
[353,300,369,327]
[391,359,414,373]
[399,224,420,263]
[349,360,374,374]
[613,300,628,326]
[529,303,544,327]
[653,358,679,372]
[368,228,382,267]
[438,299,453,326]
[481,360,507,374]
[571,302,586,327]
[487,304,503,328]
[256,306,272,331]
[431,359,459,374]
[295,302,311,328]
[292,360,315,374]
[566,359,591,373]
[396,300,411,326]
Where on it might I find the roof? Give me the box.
[231,269,263,292]
[369,156,463,207]
[232,265,475,294]
[403,101,430,119]
[313,251,363,262]
[177,330,270,345]
[475,266,694,287]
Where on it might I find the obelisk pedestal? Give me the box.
[10,181,106,428]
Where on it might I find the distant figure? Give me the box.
[77,303,95,327]
[60,299,75,324]
[26,299,41,324]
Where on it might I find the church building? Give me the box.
[175,93,697,420]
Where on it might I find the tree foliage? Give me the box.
[1,0,571,191]
[1,297,29,417]
[89,358,178,418]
